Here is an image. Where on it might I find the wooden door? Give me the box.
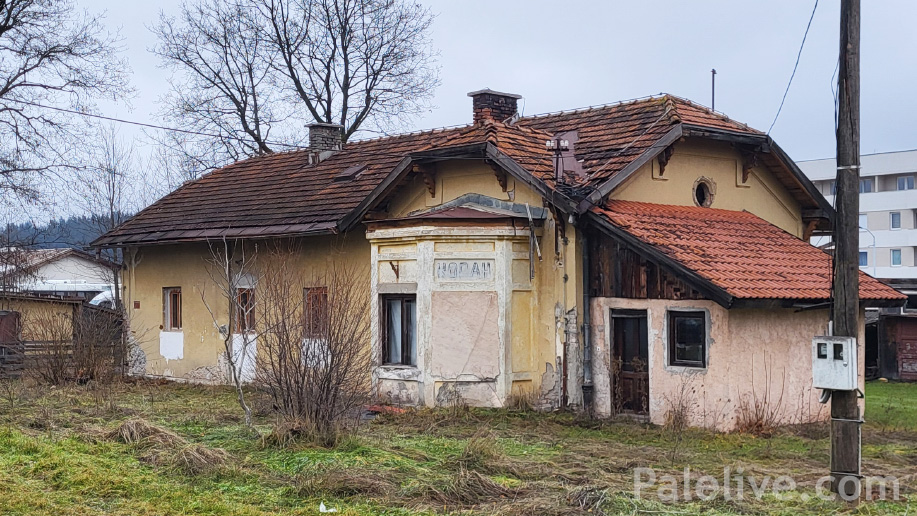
[611,309,649,414]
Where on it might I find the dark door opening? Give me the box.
[611,309,649,415]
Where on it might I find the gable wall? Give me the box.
[611,138,804,237]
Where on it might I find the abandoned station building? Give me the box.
[95,90,905,430]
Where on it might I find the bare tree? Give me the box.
[0,0,131,206]
[152,0,299,169]
[152,0,438,170]
[256,0,439,141]
[200,237,262,428]
[256,243,371,446]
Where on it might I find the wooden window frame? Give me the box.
[668,310,706,368]
[381,294,416,366]
[236,288,255,334]
[304,286,328,338]
[163,287,182,331]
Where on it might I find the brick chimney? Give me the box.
[468,89,522,124]
[308,122,344,152]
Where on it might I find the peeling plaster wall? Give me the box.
[370,161,584,409]
[590,297,866,431]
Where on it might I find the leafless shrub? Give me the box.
[662,373,697,464]
[24,304,124,385]
[735,353,786,437]
[255,243,372,447]
[24,307,74,385]
[505,388,537,412]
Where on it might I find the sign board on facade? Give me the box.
[434,260,494,281]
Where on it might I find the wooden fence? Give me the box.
[0,305,123,381]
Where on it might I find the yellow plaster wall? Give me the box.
[374,160,584,407]
[124,234,370,380]
[387,160,544,217]
[611,139,804,237]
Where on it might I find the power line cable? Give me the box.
[767,0,819,135]
[5,98,308,150]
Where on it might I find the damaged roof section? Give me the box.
[590,200,906,306]
[94,94,830,247]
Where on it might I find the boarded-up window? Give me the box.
[236,288,255,333]
[163,287,182,331]
[304,287,328,338]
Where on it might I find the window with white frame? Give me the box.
[898,176,915,191]
[859,251,868,267]
[891,212,902,230]
[859,213,867,230]
[891,249,903,267]
[859,178,873,193]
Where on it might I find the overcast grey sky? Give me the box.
[90,0,917,162]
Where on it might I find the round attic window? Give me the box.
[693,177,715,207]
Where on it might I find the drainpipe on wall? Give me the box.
[581,230,594,412]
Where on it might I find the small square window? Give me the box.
[891,249,902,267]
[891,212,902,230]
[668,311,706,368]
[859,251,868,267]
[897,176,915,191]
[859,178,873,193]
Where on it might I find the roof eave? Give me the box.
[576,125,684,214]
[584,210,735,308]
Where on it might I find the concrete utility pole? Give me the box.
[831,0,861,499]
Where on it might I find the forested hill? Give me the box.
[3,214,131,249]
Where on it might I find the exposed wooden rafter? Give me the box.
[656,143,676,177]
[487,161,508,192]
[414,163,436,197]
[740,149,758,183]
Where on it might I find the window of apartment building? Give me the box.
[859,178,874,193]
[859,251,868,267]
[891,212,902,230]
[891,249,903,267]
[898,176,915,191]
[236,288,255,333]
[829,181,836,195]
[163,287,182,331]
[859,213,867,230]
[304,286,328,338]
[382,295,416,366]
[668,311,706,368]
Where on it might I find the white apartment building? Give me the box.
[799,150,917,280]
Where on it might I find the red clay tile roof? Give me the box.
[94,94,794,246]
[591,200,904,302]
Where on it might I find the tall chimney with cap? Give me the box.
[308,122,344,152]
[467,89,522,124]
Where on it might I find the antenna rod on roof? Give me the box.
[711,69,717,111]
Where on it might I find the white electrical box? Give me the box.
[812,336,858,391]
